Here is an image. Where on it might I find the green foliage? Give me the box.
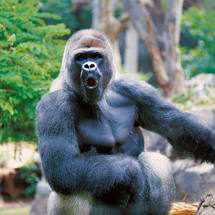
[118,67,153,82]
[180,7,215,79]
[0,0,70,143]
[40,0,92,34]
[161,0,167,12]
[137,71,153,82]
[114,1,126,19]
[16,159,41,198]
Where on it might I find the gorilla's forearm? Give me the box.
[148,102,215,163]
[141,104,215,163]
[165,112,215,162]
[39,137,142,196]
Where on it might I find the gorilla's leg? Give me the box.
[91,152,175,215]
[48,191,122,215]
[135,152,175,215]
[47,192,94,215]
[48,152,174,215]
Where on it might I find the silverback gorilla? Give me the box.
[36,29,215,215]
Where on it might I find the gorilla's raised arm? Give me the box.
[36,90,142,196]
[113,76,215,163]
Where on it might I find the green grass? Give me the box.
[0,206,31,215]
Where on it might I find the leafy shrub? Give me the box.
[16,159,41,198]
[40,0,92,34]
[180,7,215,79]
[0,0,70,143]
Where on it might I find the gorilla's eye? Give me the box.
[92,53,102,59]
[75,54,87,61]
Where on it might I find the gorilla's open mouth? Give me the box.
[85,78,98,88]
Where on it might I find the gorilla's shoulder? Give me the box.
[37,90,78,112]
[111,74,154,97]
[113,74,149,89]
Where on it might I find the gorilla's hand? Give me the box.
[101,186,131,207]
[100,157,142,207]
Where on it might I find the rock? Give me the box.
[172,159,198,175]
[189,106,215,129]
[173,160,215,203]
[185,73,215,86]
[0,168,20,197]
[142,129,178,160]
[196,184,215,215]
[28,180,52,215]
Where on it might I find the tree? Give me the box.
[196,184,215,215]
[124,24,139,74]
[92,0,129,69]
[0,0,70,143]
[39,0,92,34]
[121,0,184,97]
[180,7,215,79]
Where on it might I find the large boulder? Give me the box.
[28,180,52,215]
[185,73,215,87]
[172,160,215,203]
[189,106,215,129]
[143,129,177,160]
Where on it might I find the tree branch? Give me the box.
[121,0,169,86]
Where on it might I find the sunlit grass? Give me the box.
[0,206,31,215]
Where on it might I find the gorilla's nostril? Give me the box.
[83,62,97,71]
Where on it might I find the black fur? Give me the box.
[36,29,215,215]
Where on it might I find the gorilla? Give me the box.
[36,29,215,215]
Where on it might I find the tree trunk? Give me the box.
[92,0,129,70]
[121,0,184,97]
[196,184,215,215]
[163,0,184,97]
[124,24,139,74]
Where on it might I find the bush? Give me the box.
[16,159,41,198]
[0,0,70,143]
[180,7,215,79]
[39,0,92,34]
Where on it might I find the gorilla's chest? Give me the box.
[76,104,136,150]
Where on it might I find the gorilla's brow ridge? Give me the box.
[77,36,106,49]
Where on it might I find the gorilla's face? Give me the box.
[62,29,115,104]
